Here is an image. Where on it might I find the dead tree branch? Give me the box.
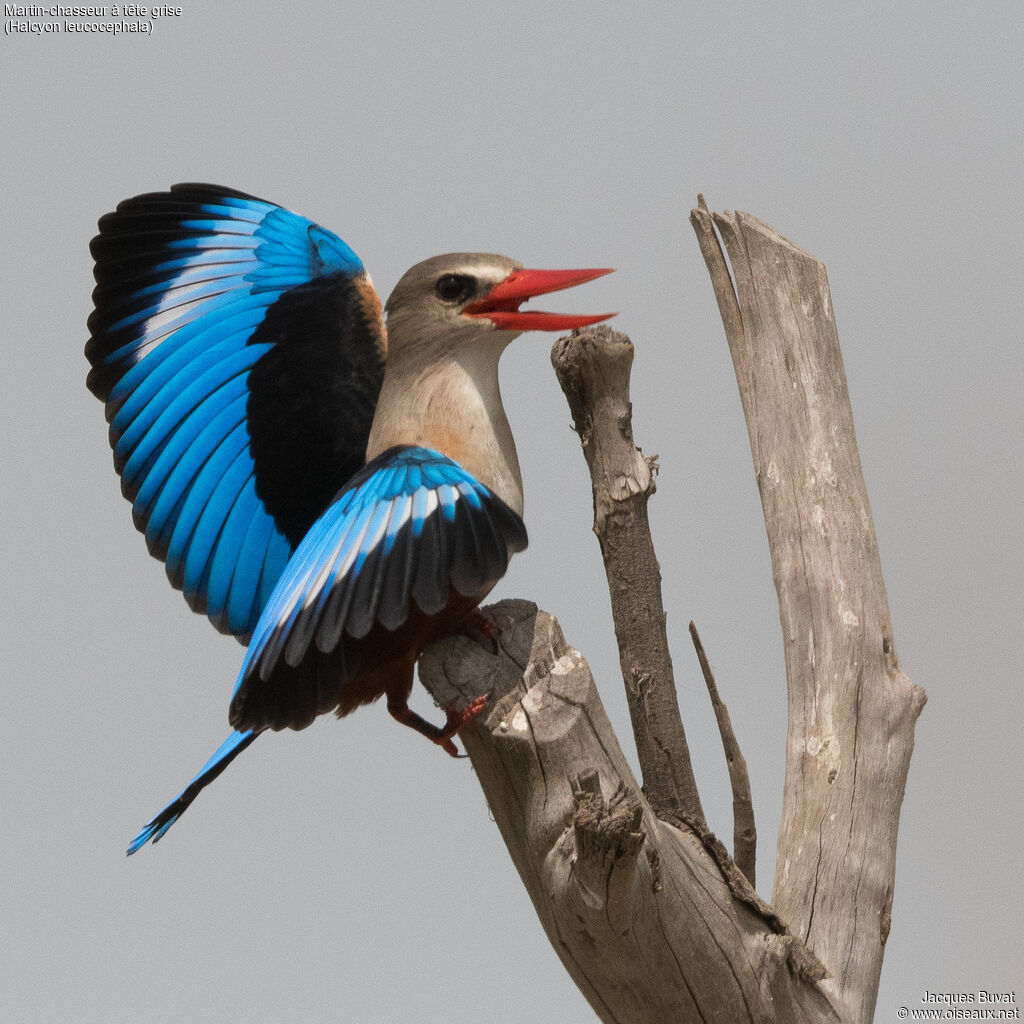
[690,198,927,1023]
[415,201,923,1024]
[549,326,705,827]
[689,620,757,887]
[419,600,840,1024]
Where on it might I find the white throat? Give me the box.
[365,337,524,515]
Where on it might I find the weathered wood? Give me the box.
[549,326,705,827]
[690,200,927,1023]
[420,600,842,1024]
[689,620,757,887]
[416,203,921,1024]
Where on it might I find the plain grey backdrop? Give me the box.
[2,3,1020,1021]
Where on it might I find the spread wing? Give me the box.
[86,183,386,639]
[228,446,529,732]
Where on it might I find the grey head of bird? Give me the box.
[383,252,614,362]
[383,253,523,362]
[367,253,613,514]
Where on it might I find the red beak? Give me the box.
[465,267,615,332]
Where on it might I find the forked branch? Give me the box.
[416,201,923,1024]
[419,600,839,1024]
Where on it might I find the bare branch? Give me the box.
[690,201,927,1024]
[689,620,757,887]
[419,601,842,1024]
[550,326,705,827]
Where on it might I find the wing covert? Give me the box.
[86,183,387,639]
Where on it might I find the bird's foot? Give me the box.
[460,610,500,654]
[388,691,491,758]
[437,692,490,755]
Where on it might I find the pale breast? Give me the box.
[366,356,524,515]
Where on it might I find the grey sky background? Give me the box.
[2,3,1020,1021]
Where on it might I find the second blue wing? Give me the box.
[229,446,529,732]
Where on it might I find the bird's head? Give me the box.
[384,253,614,357]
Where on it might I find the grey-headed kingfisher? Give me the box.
[85,184,613,852]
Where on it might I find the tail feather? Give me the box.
[127,729,259,855]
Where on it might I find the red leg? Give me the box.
[387,691,491,757]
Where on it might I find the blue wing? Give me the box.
[86,183,387,639]
[229,446,529,732]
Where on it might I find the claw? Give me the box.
[439,737,462,758]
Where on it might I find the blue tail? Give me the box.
[127,729,259,855]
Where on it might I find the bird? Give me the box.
[85,183,613,853]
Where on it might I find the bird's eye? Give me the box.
[434,274,475,304]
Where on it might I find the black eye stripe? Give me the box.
[434,273,476,304]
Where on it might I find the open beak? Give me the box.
[464,267,615,332]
